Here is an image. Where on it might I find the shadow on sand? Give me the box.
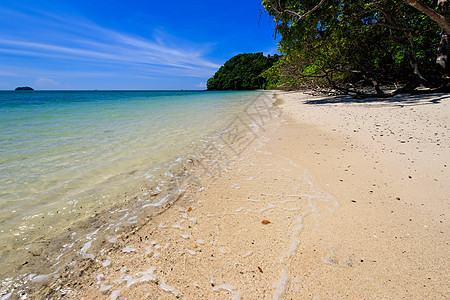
[304,92,449,107]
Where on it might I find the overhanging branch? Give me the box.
[404,0,450,33]
[272,0,327,21]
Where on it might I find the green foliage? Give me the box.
[262,59,284,89]
[206,53,280,90]
[262,0,443,91]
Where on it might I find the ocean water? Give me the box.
[0,90,266,287]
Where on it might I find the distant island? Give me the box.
[207,53,280,90]
[15,86,34,91]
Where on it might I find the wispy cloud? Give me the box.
[0,71,19,77]
[0,6,220,80]
[197,82,207,88]
[34,77,59,89]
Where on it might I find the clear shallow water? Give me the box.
[0,90,262,282]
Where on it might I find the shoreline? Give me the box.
[0,91,266,297]
[12,91,449,299]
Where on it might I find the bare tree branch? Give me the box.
[270,0,327,21]
[371,22,409,31]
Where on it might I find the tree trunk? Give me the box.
[405,0,450,33]
[436,0,450,80]
[436,32,449,76]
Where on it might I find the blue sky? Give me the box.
[0,0,279,90]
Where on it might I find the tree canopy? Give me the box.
[206,53,280,90]
[262,0,450,96]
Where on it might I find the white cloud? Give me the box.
[0,8,220,79]
[34,77,59,89]
[196,82,207,88]
[263,47,281,56]
[0,71,19,77]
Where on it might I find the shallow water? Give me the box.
[0,90,263,285]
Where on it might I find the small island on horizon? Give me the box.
[15,86,34,91]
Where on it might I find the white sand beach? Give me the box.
[34,91,449,299]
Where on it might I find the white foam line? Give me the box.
[1,289,14,300]
[249,193,318,199]
[122,246,136,253]
[281,207,301,211]
[334,198,340,207]
[30,268,60,284]
[242,250,253,258]
[99,284,113,292]
[79,240,94,259]
[304,175,315,188]
[259,204,277,213]
[212,284,241,300]
[294,213,307,235]
[102,259,111,267]
[272,269,289,300]
[86,227,101,239]
[124,267,156,287]
[110,290,120,300]
[298,193,333,200]
[247,198,261,202]
[159,278,182,297]
[285,238,300,260]
[278,155,301,168]
[127,216,138,223]
[309,200,318,212]
[142,194,171,208]
[118,212,129,221]
[286,194,322,198]
[31,273,53,283]
[204,212,237,217]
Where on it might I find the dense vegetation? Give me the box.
[206,53,280,90]
[262,0,449,96]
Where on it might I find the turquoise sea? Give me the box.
[0,90,265,290]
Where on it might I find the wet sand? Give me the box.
[33,91,449,299]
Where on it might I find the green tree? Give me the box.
[263,0,449,95]
[207,53,280,90]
